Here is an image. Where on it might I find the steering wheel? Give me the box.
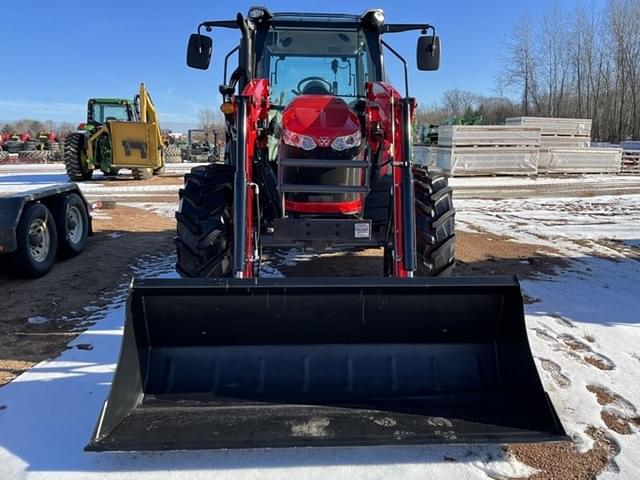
[293,76,333,95]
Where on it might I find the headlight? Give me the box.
[282,129,317,151]
[331,130,361,151]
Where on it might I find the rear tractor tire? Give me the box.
[175,164,234,278]
[413,167,456,276]
[64,133,93,181]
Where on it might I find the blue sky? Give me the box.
[1,0,585,130]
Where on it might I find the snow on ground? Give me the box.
[456,194,640,477]
[449,174,640,188]
[0,163,199,197]
[456,195,640,255]
[0,163,201,175]
[1,168,640,478]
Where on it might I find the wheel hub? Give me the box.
[28,218,50,262]
[66,206,83,244]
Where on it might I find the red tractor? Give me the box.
[175,11,453,279]
[89,8,565,452]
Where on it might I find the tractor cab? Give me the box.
[253,24,373,214]
[86,99,135,128]
[189,9,438,221]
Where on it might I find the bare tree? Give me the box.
[441,90,478,117]
[496,0,640,142]
[539,5,571,116]
[416,92,519,127]
[198,107,225,139]
[198,108,216,133]
[502,12,540,114]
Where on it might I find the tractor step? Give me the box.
[87,277,567,451]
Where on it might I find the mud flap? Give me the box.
[87,277,566,451]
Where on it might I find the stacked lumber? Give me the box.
[434,126,540,176]
[621,141,640,174]
[412,144,433,167]
[505,117,595,172]
[545,148,622,174]
[505,116,591,136]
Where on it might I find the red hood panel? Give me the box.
[282,95,360,143]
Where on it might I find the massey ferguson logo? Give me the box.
[317,136,331,147]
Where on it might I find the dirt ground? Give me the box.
[0,205,174,385]
[277,230,569,281]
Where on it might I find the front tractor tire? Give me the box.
[175,164,234,278]
[413,167,456,276]
[64,133,93,181]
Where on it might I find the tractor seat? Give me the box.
[301,80,331,95]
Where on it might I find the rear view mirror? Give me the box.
[187,34,213,70]
[417,36,440,71]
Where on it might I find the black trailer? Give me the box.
[0,184,92,277]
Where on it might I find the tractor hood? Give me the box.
[282,95,359,148]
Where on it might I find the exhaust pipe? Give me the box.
[87,276,566,451]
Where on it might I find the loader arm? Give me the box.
[137,83,164,151]
[366,81,417,277]
[233,79,271,278]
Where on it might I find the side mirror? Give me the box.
[417,35,440,71]
[187,34,213,70]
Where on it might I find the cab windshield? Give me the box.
[92,103,130,123]
[257,28,374,106]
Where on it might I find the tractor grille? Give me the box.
[278,146,369,214]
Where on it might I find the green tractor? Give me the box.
[64,83,164,181]
[415,114,483,146]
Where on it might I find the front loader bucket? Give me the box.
[87,277,566,451]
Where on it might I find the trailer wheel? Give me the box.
[413,167,455,276]
[175,164,234,277]
[9,203,58,277]
[64,133,93,181]
[51,193,89,258]
[132,168,153,180]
